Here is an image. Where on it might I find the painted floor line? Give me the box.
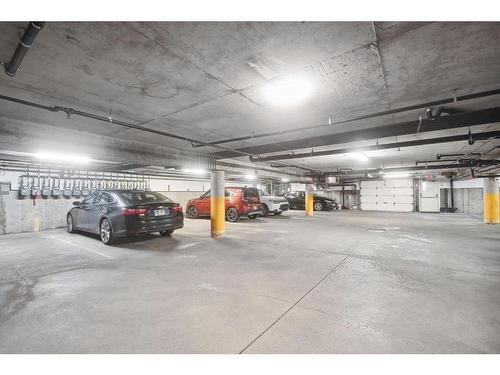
[178,241,203,249]
[44,235,113,259]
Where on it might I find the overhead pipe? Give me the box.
[450,178,455,210]
[425,107,462,119]
[249,130,500,163]
[315,159,500,177]
[4,22,45,76]
[482,145,500,156]
[194,88,500,148]
[214,107,500,159]
[415,159,459,165]
[436,152,481,160]
[0,94,316,172]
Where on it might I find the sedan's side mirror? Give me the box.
[73,201,81,206]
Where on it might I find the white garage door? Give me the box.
[360,179,414,212]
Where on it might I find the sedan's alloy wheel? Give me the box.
[100,219,112,244]
[67,214,74,233]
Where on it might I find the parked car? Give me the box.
[186,186,262,222]
[257,189,290,216]
[66,190,184,245]
[282,191,339,211]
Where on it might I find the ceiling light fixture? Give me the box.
[281,178,290,183]
[181,168,207,175]
[261,75,314,107]
[34,151,90,164]
[351,152,369,162]
[383,171,410,179]
[245,173,256,180]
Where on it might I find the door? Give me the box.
[419,180,440,212]
[74,192,97,230]
[284,192,300,209]
[87,192,114,234]
[198,190,211,215]
[360,179,414,212]
[296,192,306,209]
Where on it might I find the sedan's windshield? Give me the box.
[259,189,270,196]
[117,191,172,205]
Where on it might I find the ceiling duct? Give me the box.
[4,22,45,77]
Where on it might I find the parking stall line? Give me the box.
[43,234,113,259]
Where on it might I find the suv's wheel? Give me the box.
[313,201,323,211]
[186,205,198,219]
[261,204,269,217]
[275,211,283,215]
[160,229,174,236]
[100,218,114,245]
[225,207,239,222]
[67,214,76,233]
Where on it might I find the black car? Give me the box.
[282,191,338,211]
[66,190,184,244]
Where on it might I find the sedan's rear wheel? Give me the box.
[225,207,239,222]
[67,214,76,233]
[313,201,323,211]
[100,218,114,245]
[160,229,174,236]
[261,204,269,217]
[186,205,198,219]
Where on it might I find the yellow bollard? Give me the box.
[33,215,40,232]
[210,170,225,237]
[305,184,314,216]
[484,178,499,224]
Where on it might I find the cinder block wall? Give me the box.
[453,188,484,214]
[0,191,74,234]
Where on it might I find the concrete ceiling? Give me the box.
[0,21,499,176]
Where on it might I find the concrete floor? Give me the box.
[0,210,499,353]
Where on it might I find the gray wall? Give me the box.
[0,190,75,234]
[452,188,484,214]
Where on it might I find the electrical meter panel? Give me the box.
[19,176,30,197]
[52,177,61,197]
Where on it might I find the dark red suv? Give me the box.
[186,186,262,222]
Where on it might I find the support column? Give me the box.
[210,170,225,237]
[305,184,314,216]
[483,177,499,224]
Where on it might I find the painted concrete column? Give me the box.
[305,184,314,216]
[210,170,225,237]
[483,177,499,224]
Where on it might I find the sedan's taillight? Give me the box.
[122,207,148,216]
[172,204,182,213]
